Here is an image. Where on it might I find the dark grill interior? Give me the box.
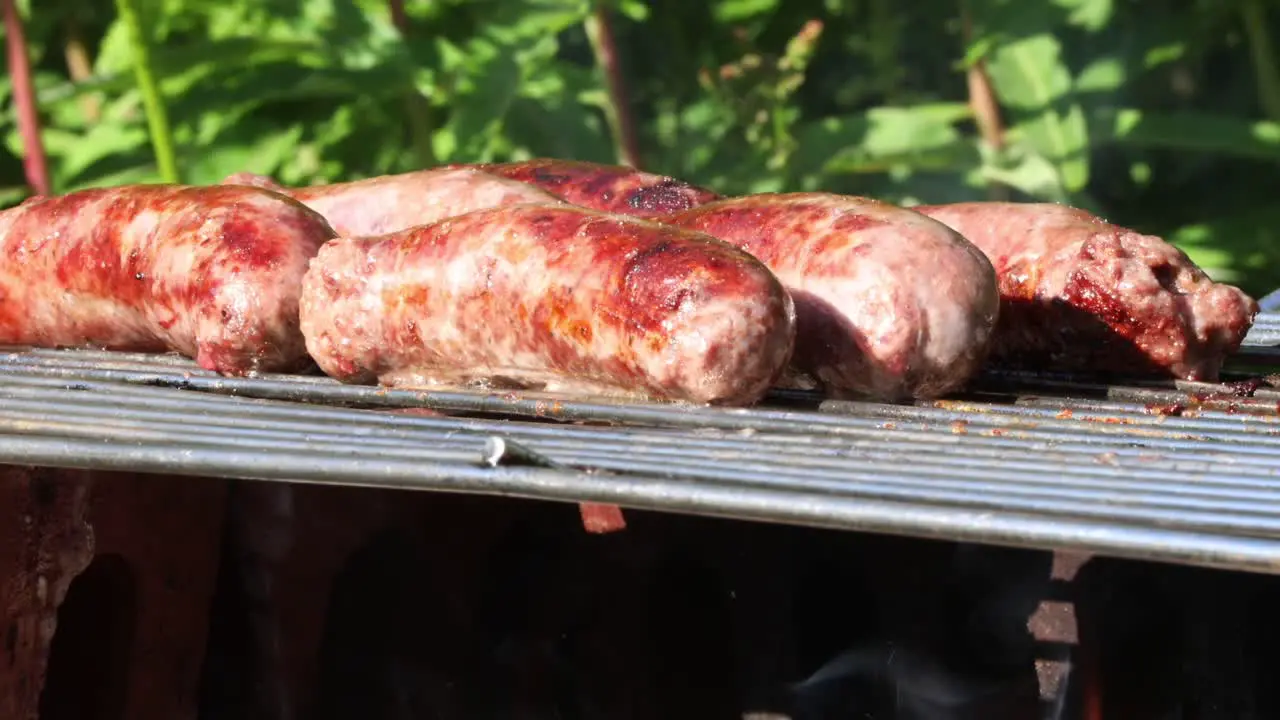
[1,315,1279,719]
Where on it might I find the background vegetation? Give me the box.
[4,0,1280,295]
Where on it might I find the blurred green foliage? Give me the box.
[5,0,1280,294]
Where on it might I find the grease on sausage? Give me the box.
[663,193,1001,400]
[222,168,562,236]
[472,159,720,217]
[299,203,797,405]
[914,202,1258,380]
[0,184,336,374]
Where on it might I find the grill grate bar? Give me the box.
[822,399,1280,442]
[5,383,1280,515]
[1,362,1279,539]
[1,309,1280,574]
[4,367,1280,471]
[9,432,1280,574]
[3,354,1280,450]
[8,377,1280,506]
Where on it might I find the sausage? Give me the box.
[222,167,562,236]
[299,203,797,405]
[661,193,1001,400]
[912,202,1259,380]
[471,159,721,217]
[0,184,336,374]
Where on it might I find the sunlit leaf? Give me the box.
[434,45,522,162]
[1095,109,1280,161]
[1169,209,1280,294]
[181,124,305,185]
[13,0,1280,298]
[713,0,780,23]
[792,104,977,179]
[1075,57,1125,93]
[63,163,165,192]
[985,33,1090,194]
[0,186,31,210]
[50,124,151,191]
[980,145,1070,203]
[1143,42,1186,69]
[1053,0,1113,32]
[615,0,649,22]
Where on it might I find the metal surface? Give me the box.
[1257,288,1280,313]
[1,314,1280,574]
[1241,311,1280,347]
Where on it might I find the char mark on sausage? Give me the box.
[222,168,562,237]
[471,159,721,217]
[299,203,797,405]
[662,193,1001,401]
[0,184,336,375]
[913,202,1258,380]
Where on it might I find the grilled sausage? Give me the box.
[222,167,562,236]
[913,202,1259,380]
[471,159,720,217]
[0,184,337,374]
[661,193,1001,400]
[299,203,797,405]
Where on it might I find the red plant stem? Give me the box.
[3,0,50,196]
[966,60,1004,151]
[388,0,410,35]
[960,1,1008,201]
[63,20,101,122]
[586,4,643,169]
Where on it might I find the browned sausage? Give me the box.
[299,203,797,405]
[472,159,720,217]
[661,193,1001,400]
[913,202,1258,380]
[222,168,561,236]
[0,184,336,374]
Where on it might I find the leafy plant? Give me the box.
[3,0,1279,294]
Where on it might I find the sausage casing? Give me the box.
[299,203,797,405]
[473,159,720,217]
[914,202,1258,379]
[663,193,1001,400]
[0,184,337,374]
[222,168,562,237]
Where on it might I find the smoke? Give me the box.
[774,543,1055,720]
[783,638,1031,720]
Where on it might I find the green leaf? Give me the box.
[713,0,779,23]
[47,123,152,190]
[985,33,1090,194]
[979,146,1069,202]
[504,97,612,162]
[1093,109,1280,162]
[0,186,32,210]
[1052,0,1113,32]
[744,175,786,193]
[180,124,305,185]
[886,173,992,207]
[63,163,165,192]
[1143,42,1186,69]
[433,43,523,162]
[485,4,589,43]
[1168,209,1280,294]
[653,98,738,178]
[615,0,650,22]
[1074,56,1125,94]
[791,104,978,178]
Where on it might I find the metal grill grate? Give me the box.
[2,314,1280,574]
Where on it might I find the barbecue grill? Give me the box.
[3,313,1280,576]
